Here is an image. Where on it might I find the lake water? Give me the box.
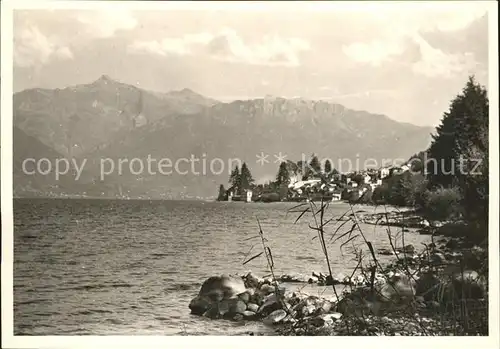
[13,199,430,335]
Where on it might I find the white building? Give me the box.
[400,164,411,173]
[331,193,341,201]
[246,190,253,203]
[289,179,321,191]
[328,184,338,192]
[380,167,390,179]
[363,174,371,184]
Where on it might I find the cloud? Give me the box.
[420,14,488,67]
[128,28,310,67]
[342,40,405,66]
[14,8,137,67]
[76,8,137,38]
[206,28,310,67]
[54,46,74,60]
[423,7,489,32]
[14,26,73,67]
[128,32,213,56]
[341,7,487,78]
[410,33,479,78]
[327,89,398,100]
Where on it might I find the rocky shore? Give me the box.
[354,209,475,239]
[188,235,488,336]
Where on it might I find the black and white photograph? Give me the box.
[1,0,499,347]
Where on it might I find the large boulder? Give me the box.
[242,272,261,289]
[263,309,287,325]
[415,268,486,305]
[189,274,247,316]
[336,274,416,316]
[257,293,282,316]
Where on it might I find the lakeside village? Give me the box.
[216,155,416,204]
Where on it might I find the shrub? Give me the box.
[257,192,281,203]
[357,187,373,204]
[422,187,463,221]
[372,184,389,204]
[341,188,351,200]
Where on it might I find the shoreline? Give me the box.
[186,207,488,336]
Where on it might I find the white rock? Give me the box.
[328,296,339,303]
[302,304,316,316]
[319,313,342,325]
[319,300,333,313]
[260,284,274,295]
[354,275,366,286]
[247,303,259,312]
[263,293,277,303]
[245,272,260,287]
[263,277,273,285]
[282,312,297,323]
[263,309,287,325]
[246,287,256,296]
[242,310,256,319]
[329,312,343,320]
[258,293,279,313]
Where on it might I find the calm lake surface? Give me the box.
[14,199,430,335]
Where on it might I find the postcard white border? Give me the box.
[1,1,499,348]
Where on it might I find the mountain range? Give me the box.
[12,75,434,199]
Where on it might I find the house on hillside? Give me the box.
[390,164,411,176]
[331,192,342,201]
[227,187,253,202]
[289,179,321,192]
[227,186,245,202]
[379,167,390,179]
[327,184,339,192]
[363,174,371,184]
[389,167,400,176]
[246,190,253,203]
[400,164,411,173]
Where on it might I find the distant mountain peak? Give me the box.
[168,87,200,97]
[92,74,119,85]
[165,88,219,106]
[98,74,112,81]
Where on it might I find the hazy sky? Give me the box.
[12,2,491,127]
